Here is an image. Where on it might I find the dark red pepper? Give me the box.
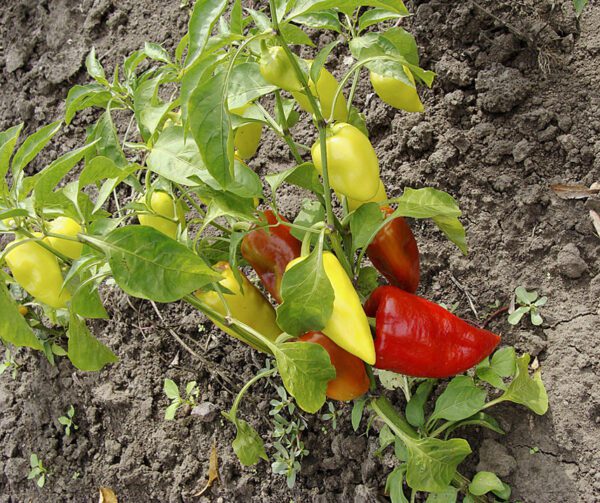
[364,286,500,378]
[367,206,419,293]
[241,210,301,303]
[299,332,370,401]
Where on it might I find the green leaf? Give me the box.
[515,286,538,304]
[377,370,406,391]
[273,341,336,413]
[507,306,528,325]
[280,23,315,46]
[573,0,589,15]
[0,282,42,350]
[287,0,408,21]
[497,354,548,415]
[310,41,340,85]
[163,379,181,400]
[64,84,111,124]
[164,402,179,421]
[289,199,325,242]
[227,62,278,110]
[70,275,109,320]
[385,466,409,503]
[143,42,171,63]
[352,397,367,431]
[85,47,109,86]
[11,120,62,175]
[230,0,242,34]
[276,235,334,336]
[475,366,506,390]
[186,0,228,67]
[430,376,487,422]
[359,9,405,32]
[491,347,517,377]
[406,379,435,428]
[432,214,467,255]
[133,78,173,142]
[83,226,219,303]
[67,312,118,371]
[425,486,458,502]
[91,110,127,167]
[0,123,23,179]
[356,266,379,299]
[265,163,323,195]
[228,417,268,466]
[443,412,504,437]
[189,71,233,188]
[79,156,123,188]
[294,11,342,33]
[350,202,385,253]
[469,471,511,500]
[383,27,420,66]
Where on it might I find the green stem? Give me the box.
[274,91,303,164]
[229,368,277,418]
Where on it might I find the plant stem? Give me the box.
[229,367,277,418]
[274,91,303,164]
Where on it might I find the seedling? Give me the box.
[508,286,547,326]
[0,347,19,379]
[27,453,47,488]
[320,401,340,431]
[163,378,199,420]
[58,405,78,437]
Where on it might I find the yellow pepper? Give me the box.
[47,217,83,260]
[344,179,387,212]
[370,66,424,113]
[138,191,184,239]
[311,122,380,202]
[259,46,303,92]
[231,104,262,160]
[286,252,376,364]
[5,233,71,309]
[194,262,281,349]
[291,61,348,122]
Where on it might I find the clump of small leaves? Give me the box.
[58,405,78,437]
[320,401,340,432]
[0,347,19,379]
[163,378,199,420]
[270,385,309,488]
[27,454,47,488]
[508,286,547,326]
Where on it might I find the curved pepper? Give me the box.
[5,233,70,309]
[259,45,302,92]
[299,331,370,401]
[364,286,500,378]
[194,262,281,349]
[231,104,263,160]
[311,122,380,202]
[370,66,424,113]
[138,191,184,239]
[47,216,83,260]
[287,251,376,364]
[291,61,348,122]
[240,210,301,303]
[345,179,387,213]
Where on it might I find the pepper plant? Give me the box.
[0,1,549,499]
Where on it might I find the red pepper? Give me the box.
[364,286,500,378]
[367,206,420,293]
[241,210,301,303]
[298,332,370,401]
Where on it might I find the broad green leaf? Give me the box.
[356,266,379,299]
[143,42,171,63]
[265,163,323,195]
[287,0,408,21]
[163,378,180,400]
[475,366,507,390]
[515,286,538,304]
[294,11,342,33]
[64,84,111,124]
[186,0,228,66]
[276,236,334,336]
[79,156,122,188]
[469,471,510,500]
[133,78,172,142]
[230,0,242,34]
[289,199,325,242]
[83,226,220,303]
[432,214,467,255]
[91,110,127,167]
[497,354,548,415]
[227,62,278,110]
[359,9,404,31]
[227,416,268,466]
[280,23,315,47]
[85,47,109,86]
[425,486,458,503]
[273,340,336,413]
[350,202,384,252]
[67,312,118,371]
[383,27,420,66]
[385,466,409,503]
[189,71,233,188]
[507,306,528,325]
[443,412,504,437]
[0,124,23,179]
[11,120,62,175]
[406,379,435,428]
[430,376,487,422]
[0,282,42,350]
[164,402,179,421]
[491,347,517,377]
[70,276,109,319]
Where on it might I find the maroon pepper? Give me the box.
[364,286,500,378]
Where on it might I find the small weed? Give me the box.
[0,347,20,379]
[508,286,547,326]
[27,454,47,488]
[320,401,340,432]
[58,405,78,437]
[163,378,199,420]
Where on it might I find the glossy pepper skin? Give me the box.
[370,66,424,113]
[368,207,420,293]
[231,104,262,160]
[5,233,71,309]
[364,286,500,378]
[311,123,380,202]
[138,191,183,239]
[299,332,370,401]
[47,217,83,260]
[194,262,281,349]
[287,251,376,364]
[259,46,302,92]
[240,210,301,303]
[345,179,387,213]
[291,62,348,122]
